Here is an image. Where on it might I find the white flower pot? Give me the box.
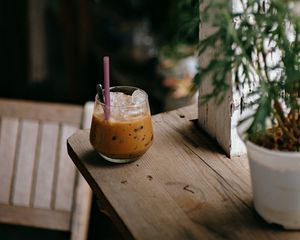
[245,140,300,229]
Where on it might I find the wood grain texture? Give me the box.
[55,124,77,211]
[68,105,300,240]
[71,174,92,240]
[82,102,94,129]
[198,0,244,157]
[69,101,93,240]
[0,204,70,230]
[33,122,59,209]
[0,99,82,125]
[0,117,19,204]
[12,119,39,207]
[0,99,92,240]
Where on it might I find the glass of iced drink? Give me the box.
[90,86,153,163]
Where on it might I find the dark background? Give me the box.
[0,0,198,239]
[0,0,198,114]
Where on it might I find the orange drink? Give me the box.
[90,86,153,163]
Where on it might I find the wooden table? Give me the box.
[67,105,300,240]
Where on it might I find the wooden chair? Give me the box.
[0,99,93,240]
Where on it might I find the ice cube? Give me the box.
[132,90,146,105]
[108,92,133,120]
[110,92,131,106]
[108,91,147,120]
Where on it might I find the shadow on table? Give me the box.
[81,148,139,169]
[188,200,288,239]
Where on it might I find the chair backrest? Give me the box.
[0,99,92,240]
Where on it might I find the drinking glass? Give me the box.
[90,86,153,163]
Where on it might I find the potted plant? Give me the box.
[193,0,300,229]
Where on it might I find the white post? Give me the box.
[198,0,246,157]
[198,0,300,156]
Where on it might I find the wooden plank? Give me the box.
[70,174,92,240]
[12,119,39,207]
[33,122,59,209]
[0,99,90,236]
[0,117,19,204]
[198,0,244,156]
[70,102,93,240]
[0,99,82,125]
[67,105,300,240]
[0,203,70,231]
[67,131,222,240]
[198,0,217,139]
[54,124,77,211]
[154,106,251,207]
[82,101,94,129]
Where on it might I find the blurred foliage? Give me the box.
[159,0,199,59]
[91,0,199,58]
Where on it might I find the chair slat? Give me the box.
[0,99,91,239]
[0,99,83,125]
[54,124,77,211]
[0,204,70,231]
[71,174,92,240]
[0,117,19,204]
[33,122,59,209]
[82,102,94,129]
[12,120,39,207]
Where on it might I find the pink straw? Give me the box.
[103,56,110,120]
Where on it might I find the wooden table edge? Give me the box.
[67,133,135,240]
